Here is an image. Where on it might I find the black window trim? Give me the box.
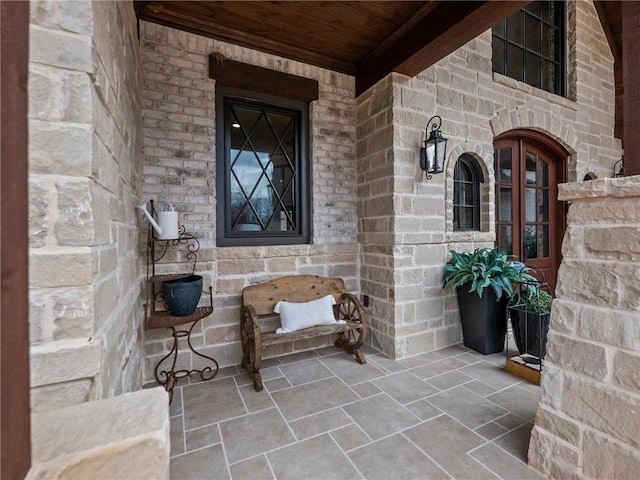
[215,86,310,247]
[453,154,483,232]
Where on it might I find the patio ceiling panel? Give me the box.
[134,1,530,95]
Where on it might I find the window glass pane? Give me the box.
[458,207,474,230]
[539,225,550,257]
[524,225,537,259]
[499,187,512,221]
[499,148,513,183]
[494,19,506,37]
[462,183,474,206]
[459,162,472,182]
[537,189,549,222]
[541,24,557,59]
[540,0,555,24]
[507,11,524,43]
[525,14,541,54]
[525,188,536,222]
[507,44,524,82]
[525,152,537,185]
[543,60,558,94]
[492,37,506,75]
[537,160,549,187]
[498,225,513,255]
[526,2,541,16]
[525,52,542,89]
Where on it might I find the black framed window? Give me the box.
[453,155,483,231]
[492,1,565,96]
[216,87,309,246]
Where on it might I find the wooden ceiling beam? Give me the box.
[355,1,531,96]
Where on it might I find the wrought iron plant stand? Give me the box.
[144,200,218,401]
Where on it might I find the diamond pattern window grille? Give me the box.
[229,105,297,233]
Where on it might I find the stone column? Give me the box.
[529,177,640,478]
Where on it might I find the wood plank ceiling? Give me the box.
[134,0,529,95]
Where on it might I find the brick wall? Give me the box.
[28,0,143,410]
[528,177,640,478]
[140,23,358,383]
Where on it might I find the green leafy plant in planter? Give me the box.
[509,284,553,361]
[442,247,535,355]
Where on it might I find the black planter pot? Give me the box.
[163,275,203,316]
[456,286,507,355]
[509,309,550,358]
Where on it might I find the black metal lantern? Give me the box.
[420,115,447,180]
[614,157,624,177]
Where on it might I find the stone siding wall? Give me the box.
[28,0,143,410]
[369,0,622,359]
[140,23,358,383]
[356,76,397,356]
[528,177,640,478]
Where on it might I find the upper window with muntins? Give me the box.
[492,1,565,96]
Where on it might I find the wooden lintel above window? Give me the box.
[208,55,319,103]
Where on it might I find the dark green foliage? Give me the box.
[442,248,535,300]
[513,288,553,314]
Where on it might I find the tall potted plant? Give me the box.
[442,248,533,355]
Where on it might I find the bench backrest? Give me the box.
[242,275,346,316]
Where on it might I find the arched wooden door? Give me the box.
[494,133,568,292]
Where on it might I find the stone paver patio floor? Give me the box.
[168,344,547,480]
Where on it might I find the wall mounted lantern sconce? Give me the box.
[614,157,624,177]
[420,115,447,180]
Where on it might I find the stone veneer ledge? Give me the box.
[27,388,170,479]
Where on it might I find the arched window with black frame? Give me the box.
[453,154,483,231]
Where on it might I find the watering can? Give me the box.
[137,201,180,240]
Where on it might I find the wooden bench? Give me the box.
[240,275,368,391]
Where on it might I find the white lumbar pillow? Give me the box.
[273,294,340,334]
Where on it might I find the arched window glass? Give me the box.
[454,155,482,231]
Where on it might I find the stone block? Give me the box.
[556,259,640,310]
[58,0,94,35]
[584,226,640,260]
[549,299,580,335]
[28,388,170,480]
[579,305,637,350]
[29,178,50,248]
[52,287,94,340]
[55,179,94,246]
[30,249,92,288]
[583,430,640,480]
[534,406,581,446]
[29,120,92,176]
[528,426,580,480]
[545,333,607,380]
[30,339,101,388]
[613,351,640,392]
[30,380,92,413]
[563,375,640,448]
[29,26,92,72]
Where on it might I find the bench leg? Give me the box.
[252,371,263,392]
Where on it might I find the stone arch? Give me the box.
[490,107,579,180]
[444,145,493,237]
